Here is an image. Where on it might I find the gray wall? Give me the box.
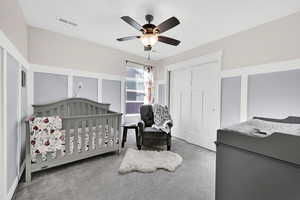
[73,76,98,101]
[102,79,121,112]
[248,69,300,119]
[221,77,241,127]
[6,53,19,191]
[34,72,68,104]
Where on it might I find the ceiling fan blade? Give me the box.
[158,36,181,46]
[144,45,152,51]
[117,36,140,41]
[156,17,180,34]
[121,16,144,32]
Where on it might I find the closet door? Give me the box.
[170,62,220,151]
[170,69,189,139]
[189,63,220,150]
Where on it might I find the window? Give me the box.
[126,66,145,114]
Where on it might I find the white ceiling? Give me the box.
[19,0,300,60]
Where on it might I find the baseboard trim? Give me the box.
[173,136,216,153]
[6,176,18,200]
[5,160,25,200]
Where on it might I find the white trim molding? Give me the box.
[155,80,166,104]
[166,51,223,72]
[97,79,103,102]
[2,48,8,199]
[221,58,300,78]
[30,64,123,81]
[67,75,73,98]
[0,30,29,200]
[0,46,6,200]
[240,75,248,121]
[0,31,28,69]
[6,177,18,200]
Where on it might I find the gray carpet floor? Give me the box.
[15,135,216,200]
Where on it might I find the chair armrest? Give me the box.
[138,120,145,130]
[167,122,173,129]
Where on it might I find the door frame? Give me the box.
[165,51,223,150]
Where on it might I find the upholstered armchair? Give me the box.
[137,105,172,151]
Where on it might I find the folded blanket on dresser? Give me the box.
[225,119,300,137]
[152,104,172,133]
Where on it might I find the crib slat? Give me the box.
[74,102,79,115]
[69,103,73,115]
[90,105,93,115]
[65,120,71,155]
[73,103,77,115]
[90,106,94,115]
[77,102,81,115]
[88,119,93,151]
[118,115,122,145]
[73,119,79,154]
[95,118,100,149]
[57,105,61,116]
[112,116,117,146]
[36,154,43,163]
[114,116,119,145]
[110,116,113,138]
[101,117,106,147]
[81,120,86,152]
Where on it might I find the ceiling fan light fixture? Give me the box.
[140,33,158,46]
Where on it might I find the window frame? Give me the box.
[125,65,146,115]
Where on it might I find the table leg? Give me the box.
[121,127,127,148]
[134,127,139,148]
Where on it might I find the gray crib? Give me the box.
[25,98,122,183]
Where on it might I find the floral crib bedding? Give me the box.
[29,116,118,162]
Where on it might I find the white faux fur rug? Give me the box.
[119,148,183,174]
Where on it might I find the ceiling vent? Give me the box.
[58,17,78,27]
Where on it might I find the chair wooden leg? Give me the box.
[167,134,171,151]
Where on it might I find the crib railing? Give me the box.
[25,112,122,182]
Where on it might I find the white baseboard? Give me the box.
[5,160,25,200]
[6,176,18,200]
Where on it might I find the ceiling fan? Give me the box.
[117,14,181,51]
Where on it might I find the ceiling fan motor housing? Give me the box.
[145,14,154,23]
[143,24,157,34]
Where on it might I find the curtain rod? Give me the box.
[125,60,153,68]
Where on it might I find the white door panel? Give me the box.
[170,62,220,151]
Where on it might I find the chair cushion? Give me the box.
[143,127,168,139]
[144,127,163,133]
[140,105,154,127]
